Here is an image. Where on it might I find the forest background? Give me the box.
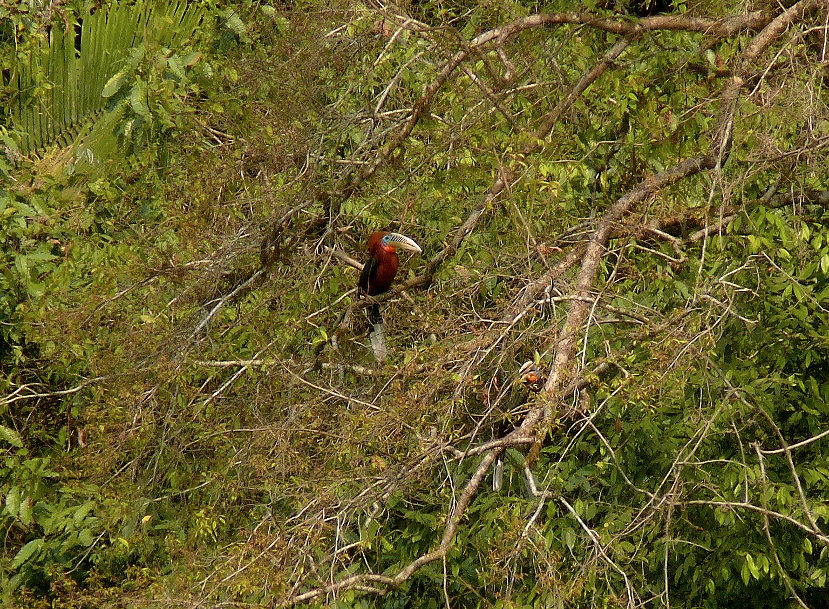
[1,0,828,607]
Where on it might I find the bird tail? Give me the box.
[369,318,387,364]
[493,455,504,492]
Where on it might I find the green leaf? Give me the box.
[745,553,760,580]
[618,540,635,554]
[73,501,96,526]
[225,12,248,39]
[0,424,23,447]
[5,488,21,517]
[102,70,127,98]
[275,16,290,33]
[27,280,45,299]
[563,527,577,550]
[167,54,186,81]
[19,498,33,525]
[78,528,95,546]
[182,52,202,68]
[12,539,43,568]
[129,82,152,120]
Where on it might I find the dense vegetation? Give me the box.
[1,0,828,607]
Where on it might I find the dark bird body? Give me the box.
[359,231,402,296]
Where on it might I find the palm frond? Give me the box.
[11,0,209,155]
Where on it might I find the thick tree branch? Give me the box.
[275,451,498,606]
[273,5,815,606]
[286,9,771,285]
[394,36,635,297]
[539,0,820,412]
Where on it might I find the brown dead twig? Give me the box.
[270,4,819,606]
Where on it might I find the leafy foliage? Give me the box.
[1,0,829,607]
[5,0,213,154]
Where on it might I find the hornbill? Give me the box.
[492,360,544,492]
[357,231,422,361]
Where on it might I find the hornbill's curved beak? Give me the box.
[386,233,422,254]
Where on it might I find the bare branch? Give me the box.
[531,0,822,442]
[298,8,771,285]
[275,451,498,606]
[532,37,631,143]
[264,5,824,606]
[759,428,829,455]
[683,500,829,546]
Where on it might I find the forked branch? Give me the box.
[274,3,820,605]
